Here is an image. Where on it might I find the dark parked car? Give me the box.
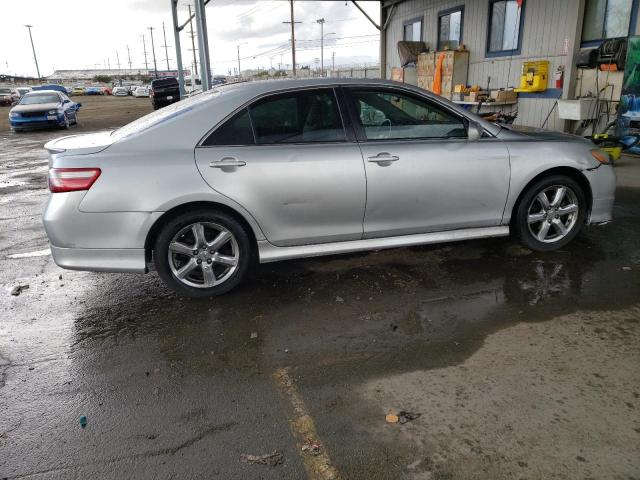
[150,77,180,110]
[9,90,81,131]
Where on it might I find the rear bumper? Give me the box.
[50,245,146,273]
[43,191,162,273]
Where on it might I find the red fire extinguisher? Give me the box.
[555,66,565,89]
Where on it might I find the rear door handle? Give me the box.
[367,152,399,164]
[209,157,246,168]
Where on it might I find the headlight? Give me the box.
[48,109,59,115]
[9,112,19,118]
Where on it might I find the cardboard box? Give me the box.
[467,91,489,102]
[490,89,518,102]
[391,67,404,82]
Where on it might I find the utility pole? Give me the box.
[116,50,121,70]
[148,26,158,77]
[141,34,149,70]
[237,45,241,78]
[107,57,111,70]
[162,21,170,70]
[332,51,335,72]
[316,18,325,77]
[24,25,41,80]
[187,4,198,76]
[282,0,301,76]
[126,45,132,74]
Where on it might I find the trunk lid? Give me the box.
[44,131,116,156]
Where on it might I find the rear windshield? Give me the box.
[152,78,178,87]
[20,93,59,104]
[110,87,223,141]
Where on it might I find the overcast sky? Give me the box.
[2,0,380,77]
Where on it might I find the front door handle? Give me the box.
[209,157,246,168]
[367,152,399,164]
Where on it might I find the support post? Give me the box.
[194,0,211,90]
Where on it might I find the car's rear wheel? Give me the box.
[514,175,586,251]
[154,210,252,297]
[61,114,70,129]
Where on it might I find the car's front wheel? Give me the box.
[514,175,587,251]
[154,209,252,297]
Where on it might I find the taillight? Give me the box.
[48,168,101,193]
[150,89,154,96]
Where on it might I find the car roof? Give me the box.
[211,78,500,136]
[24,90,60,95]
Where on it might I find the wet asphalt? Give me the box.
[0,123,639,480]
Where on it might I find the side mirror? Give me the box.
[467,120,483,141]
[76,103,82,108]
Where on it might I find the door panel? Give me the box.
[195,144,366,246]
[196,88,366,247]
[343,87,510,238]
[359,139,510,238]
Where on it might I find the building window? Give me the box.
[438,7,464,50]
[487,0,525,56]
[582,0,636,44]
[403,17,423,42]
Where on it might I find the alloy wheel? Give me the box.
[167,222,239,288]
[526,185,579,243]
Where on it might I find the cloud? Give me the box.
[3,0,379,77]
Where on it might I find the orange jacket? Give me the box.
[432,52,446,95]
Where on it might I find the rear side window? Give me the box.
[249,89,345,144]
[202,109,254,146]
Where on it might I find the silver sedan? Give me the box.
[42,78,615,296]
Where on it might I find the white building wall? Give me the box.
[384,0,588,131]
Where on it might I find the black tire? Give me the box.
[154,209,252,297]
[513,175,587,251]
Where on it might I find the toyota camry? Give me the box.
[42,78,615,297]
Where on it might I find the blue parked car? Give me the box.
[32,84,69,94]
[85,86,103,95]
[9,90,81,131]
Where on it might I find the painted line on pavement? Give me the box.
[273,367,341,480]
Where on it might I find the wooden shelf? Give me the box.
[452,100,518,106]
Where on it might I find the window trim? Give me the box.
[402,16,424,42]
[198,87,350,148]
[437,6,465,51]
[341,86,473,144]
[485,0,526,58]
[580,0,639,47]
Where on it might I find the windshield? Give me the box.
[20,93,59,105]
[110,87,223,141]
